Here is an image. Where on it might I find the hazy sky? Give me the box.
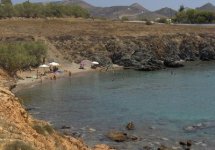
[12,0,215,11]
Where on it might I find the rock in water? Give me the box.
[60,125,71,129]
[164,59,184,68]
[187,140,192,147]
[157,145,172,150]
[126,122,135,130]
[179,141,187,146]
[107,131,128,142]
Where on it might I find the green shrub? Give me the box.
[175,9,215,24]
[157,18,167,24]
[121,16,129,22]
[32,124,54,136]
[4,141,35,150]
[0,41,47,76]
[145,20,153,25]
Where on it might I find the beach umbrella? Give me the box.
[80,60,92,67]
[49,62,60,66]
[39,64,49,74]
[39,64,49,68]
[92,61,99,65]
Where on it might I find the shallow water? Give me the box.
[17,61,215,149]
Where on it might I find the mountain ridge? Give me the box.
[51,0,215,20]
[196,2,215,12]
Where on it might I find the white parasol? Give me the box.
[39,64,49,68]
[49,62,60,66]
[92,61,99,65]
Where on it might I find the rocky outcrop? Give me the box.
[49,33,215,71]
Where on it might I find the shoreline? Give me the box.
[12,63,123,93]
[12,60,208,94]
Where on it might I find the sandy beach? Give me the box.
[13,62,123,93]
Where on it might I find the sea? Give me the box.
[16,61,215,149]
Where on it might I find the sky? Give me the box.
[12,0,215,11]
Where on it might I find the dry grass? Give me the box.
[0,18,214,38]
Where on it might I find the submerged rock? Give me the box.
[179,140,192,150]
[184,121,215,132]
[61,125,71,129]
[157,145,172,150]
[129,135,138,141]
[143,146,153,150]
[88,128,96,132]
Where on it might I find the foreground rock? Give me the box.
[107,131,128,142]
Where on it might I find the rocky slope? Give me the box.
[0,69,113,150]
[154,7,177,18]
[49,33,215,71]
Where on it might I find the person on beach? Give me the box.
[79,63,84,69]
[36,70,39,79]
[69,71,72,77]
[53,75,56,80]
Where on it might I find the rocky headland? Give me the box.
[49,33,215,71]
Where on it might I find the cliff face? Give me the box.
[49,33,215,70]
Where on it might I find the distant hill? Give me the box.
[137,12,167,20]
[55,0,95,9]
[49,0,215,20]
[196,3,215,12]
[90,3,149,19]
[154,7,177,18]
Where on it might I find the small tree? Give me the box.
[1,0,12,5]
[179,5,185,12]
[121,16,129,22]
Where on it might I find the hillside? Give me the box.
[54,0,94,9]
[196,3,215,12]
[154,7,177,18]
[90,3,149,19]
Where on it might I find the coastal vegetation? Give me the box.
[32,124,54,136]
[0,41,47,75]
[0,0,90,18]
[4,141,34,150]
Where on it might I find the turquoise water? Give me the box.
[17,61,215,149]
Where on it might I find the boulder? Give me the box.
[164,59,184,68]
[126,122,135,130]
[107,131,128,142]
[199,46,215,61]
